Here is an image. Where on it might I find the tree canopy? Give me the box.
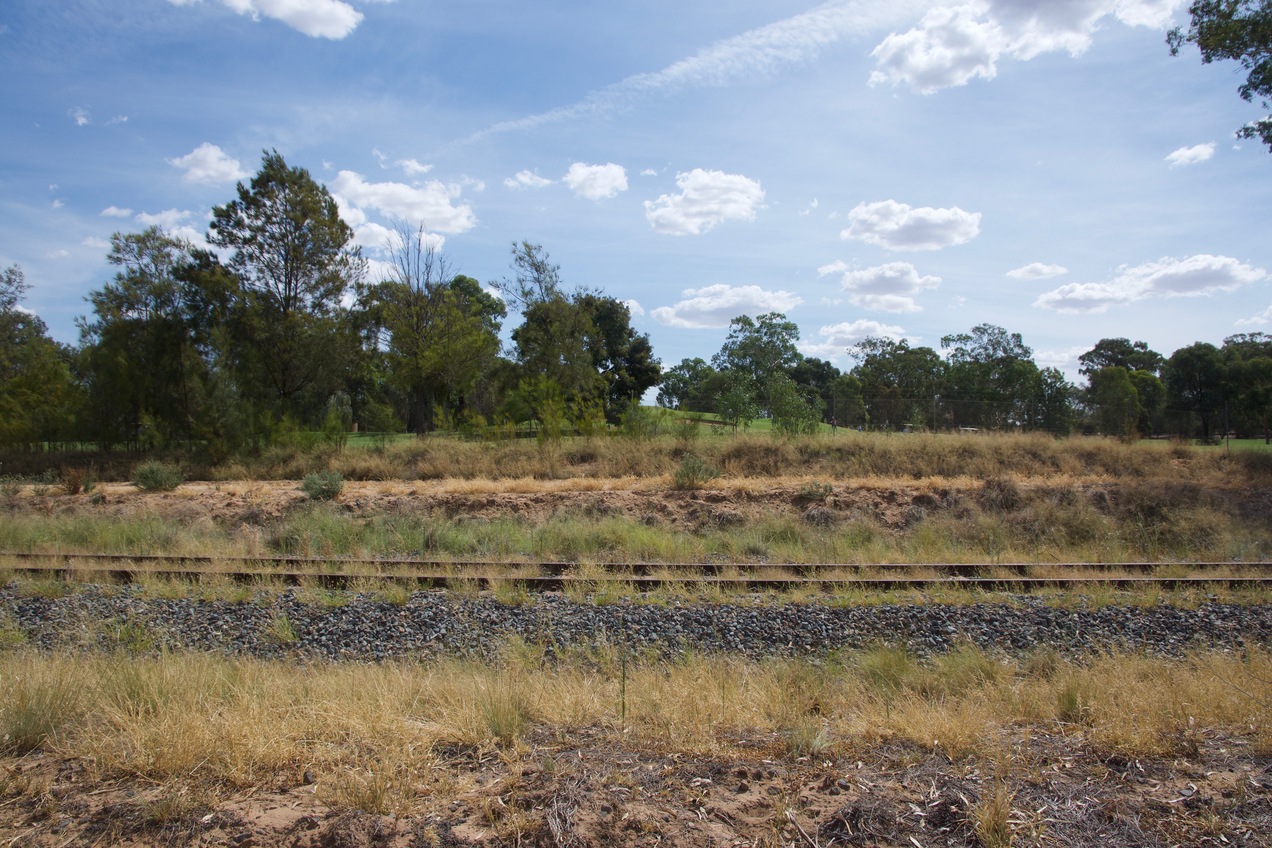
[1169,1,1272,152]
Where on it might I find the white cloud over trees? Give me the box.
[644,169,764,235]
[822,261,941,313]
[1034,254,1266,313]
[651,284,801,328]
[167,143,248,184]
[840,200,980,251]
[800,319,908,361]
[331,170,476,234]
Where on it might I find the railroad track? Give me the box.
[2,551,1270,592]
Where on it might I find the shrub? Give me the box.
[672,453,721,490]
[301,470,344,501]
[132,461,183,492]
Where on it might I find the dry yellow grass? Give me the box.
[4,645,1267,806]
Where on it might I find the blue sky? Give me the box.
[3,0,1271,382]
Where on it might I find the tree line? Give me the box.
[2,151,1271,456]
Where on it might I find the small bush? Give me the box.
[132,462,183,492]
[60,466,88,495]
[301,471,344,501]
[672,453,721,490]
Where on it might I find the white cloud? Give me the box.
[1236,305,1272,328]
[82,237,111,250]
[1165,142,1216,167]
[50,199,64,210]
[168,143,248,184]
[623,299,645,317]
[640,168,658,177]
[336,204,398,255]
[800,319,908,360]
[644,169,765,236]
[100,206,133,218]
[45,249,70,259]
[133,208,211,248]
[1034,345,1089,372]
[136,208,194,229]
[1035,254,1266,313]
[829,261,941,312]
[397,158,432,176]
[651,284,802,329]
[170,0,365,39]
[504,170,553,190]
[107,115,129,125]
[870,1,1183,94]
[331,170,476,233]
[563,162,628,201]
[1007,262,1067,280]
[840,200,980,251]
[68,107,90,126]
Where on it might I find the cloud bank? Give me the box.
[1034,254,1266,313]
[870,0,1181,94]
[651,284,802,328]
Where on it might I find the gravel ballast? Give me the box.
[2,584,1269,661]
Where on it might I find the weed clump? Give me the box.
[132,461,183,492]
[672,454,720,490]
[301,470,344,501]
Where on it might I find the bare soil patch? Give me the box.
[4,729,1269,847]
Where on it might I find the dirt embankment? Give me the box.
[15,475,1270,535]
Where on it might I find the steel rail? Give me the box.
[2,550,1269,576]
[1,552,1270,592]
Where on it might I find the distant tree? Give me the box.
[1078,338,1165,377]
[78,228,208,448]
[848,337,944,430]
[497,241,563,309]
[712,313,803,418]
[1169,1,1272,152]
[766,373,823,435]
[501,243,659,426]
[1222,333,1272,439]
[1165,342,1227,440]
[1089,366,1140,438]
[658,357,717,412]
[1031,367,1077,436]
[827,373,868,429]
[940,324,1041,429]
[575,293,661,422]
[789,356,841,422]
[372,225,504,432]
[0,265,76,447]
[1129,369,1167,436]
[715,371,760,431]
[209,150,364,420]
